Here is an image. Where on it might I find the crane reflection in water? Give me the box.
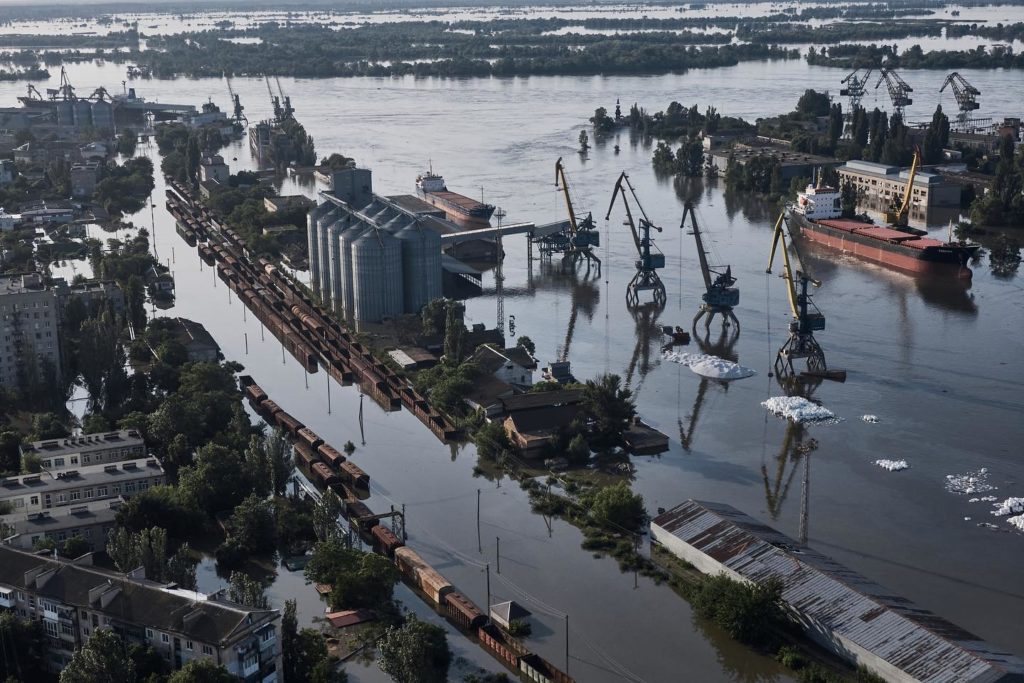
[677,323,739,452]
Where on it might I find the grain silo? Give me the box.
[351,228,404,325]
[338,222,370,318]
[56,101,74,128]
[396,222,442,313]
[91,100,113,132]
[308,203,337,297]
[325,216,351,311]
[73,100,92,129]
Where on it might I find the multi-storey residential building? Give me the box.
[0,273,61,390]
[55,278,127,317]
[21,429,146,473]
[0,457,164,514]
[0,546,282,679]
[838,159,961,209]
[0,497,123,552]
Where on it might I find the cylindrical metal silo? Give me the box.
[339,222,370,319]
[396,223,442,314]
[91,100,113,132]
[326,216,351,310]
[351,228,403,325]
[73,100,92,129]
[56,101,74,128]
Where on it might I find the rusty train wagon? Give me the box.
[294,442,318,467]
[274,410,304,436]
[310,462,338,487]
[317,444,346,469]
[257,399,282,420]
[296,427,323,452]
[370,525,404,557]
[444,591,486,631]
[394,547,453,606]
[338,461,369,489]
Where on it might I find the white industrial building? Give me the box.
[308,168,443,327]
[651,500,1024,683]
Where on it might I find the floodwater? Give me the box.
[3,48,1023,682]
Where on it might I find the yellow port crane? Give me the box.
[884,146,921,228]
[767,211,835,379]
[552,157,601,267]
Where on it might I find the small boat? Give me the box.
[661,326,691,346]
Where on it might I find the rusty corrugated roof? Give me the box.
[652,500,1024,683]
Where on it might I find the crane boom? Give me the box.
[683,203,713,291]
[606,172,666,308]
[885,146,920,226]
[767,211,801,320]
[554,157,580,235]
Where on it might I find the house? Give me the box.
[0,457,165,514]
[471,344,535,389]
[147,265,175,293]
[78,142,109,161]
[0,545,282,678]
[20,429,146,473]
[168,317,220,362]
[489,600,531,630]
[503,404,583,456]
[198,179,222,200]
[387,346,438,371]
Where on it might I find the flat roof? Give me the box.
[840,160,945,186]
[652,500,1024,683]
[24,429,144,459]
[2,497,123,534]
[1,458,163,496]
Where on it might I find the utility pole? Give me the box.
[485,563,491,617]
[477,489,482,553]
[496,536,501,574]
[565,614,570,674]
[494,208,506,338]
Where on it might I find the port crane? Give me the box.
[681,201,739,330]
[840,67,874,110]
[275,76,294,120]
[606,172,666,309]
[225,75,247,126]
[25,84,43,101]
[939,72,981,130]
[884,146,921,227]
[766,211,833,379]
[265,75,283,122]
[543,157,601,268]
[874,67,913,118]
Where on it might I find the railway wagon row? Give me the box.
[237,376,572,683]
[168,181,460,440]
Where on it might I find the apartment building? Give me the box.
[21,429,146,473]
[0,457,164,514]
[0,273,61,390]
[0,497,123,552]
[0,546,282,679]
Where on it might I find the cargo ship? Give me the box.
[789,179,978,278]
[415,170,495,223]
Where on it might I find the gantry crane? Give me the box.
[265,75,282,122]
[875,67,913,118]
[275,76,294,119]
[767,211,831,379]
[939,72,981,129]
[884,146,920,227]
[606,172,666,309]
[546,157,601,268]
[25,84,43,101]
[840,67,874,111]
[681,201,739,329]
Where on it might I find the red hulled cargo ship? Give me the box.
[788,182,978,278]
[416,169,495,224]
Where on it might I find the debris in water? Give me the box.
[862,415,879,423]
[945,468,997,495]
[991,497,1024,517]
[1008,515,1024,533]
[663,351,756,380]
[968,495,998,503]
[875,459,908,472]
[964,517,972,521]
[977,522,1001,531]
[761,396,840,424]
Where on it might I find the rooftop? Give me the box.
[0,457,163,496]
[652,500,1024,683]
[0,545,277,645]
[170,317,219,352]
[840,160,945,186]
[1,497,123,535]
[0,272,48,295]
[23,429,144,459]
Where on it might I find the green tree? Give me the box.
[283,601,346,683]
[578,129,590,152]
[226,493,277,556]
[922,104,950,164]
[117,485,204,540]
[586,482,646,532]
[689,574,788,648]
[61,535,92,558]
[581,373,636,448]
[116,130,138,156]
[565,433,590,465]
[312,489,345,542]
[106,526,168,578]
[30,412,69,440]
[167,659,237,683]
[305,539,398,611]
[442,301,465,363]
[228,571,269,609]
[474,420,516,462]
[0,610,48,681]
[60,628,136,683]
[795,89,830,118]
[377,615,451,683]
[0,430,22,475]
[245,429,293,497]
[516,335,536,355]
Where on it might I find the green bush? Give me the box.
[690,574,787,649]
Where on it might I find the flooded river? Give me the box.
[3,49,1023,682]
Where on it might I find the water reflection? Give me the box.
[678,326,739,452]
[624,303,662,391]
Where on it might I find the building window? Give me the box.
[69,491,80,501]
[202,645,213,656]
[146,629,153,639]
[61,622,73,636]
[84,489,93,499]
[44,621,58,638]
[57,493,67,504]
[30,496,38,506]
[54,458,65,467]
[186,641,193,651]
[97,486,107,496]
[161,633,169,644]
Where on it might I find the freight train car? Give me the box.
[258,399,282,420]
[338,461,369,489]
[370,525,404,557]
[274,410,304,436]
[394,547,453,605]
[444,591,486,631]
[297,427,323,452]
[317,444,346,469]
[294,442,318,467]
[310,462,338,487]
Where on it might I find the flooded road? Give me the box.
[3,54,1023,681]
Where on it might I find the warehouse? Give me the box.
[838,160,961,209]
[651,500,1024,683]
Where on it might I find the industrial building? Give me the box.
[307,168,444,327]
[0,545,282,678]
[709,145,842,181]
[838,160,961,209]
[651,500,1024,683]
[20,429,146,473]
